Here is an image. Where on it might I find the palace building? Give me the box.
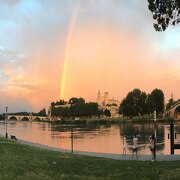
[96,90,120,118]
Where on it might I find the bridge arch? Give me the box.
[21,117,30,121]
[8,116,18,121]
[165,100,180,120]
[174,105,180,120]
[34,117,40,121]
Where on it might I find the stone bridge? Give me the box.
[164,100,180,120]
[7,115,48,121]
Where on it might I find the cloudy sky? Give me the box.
[0,0,180,113]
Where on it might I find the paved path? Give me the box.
[17,139,180,161]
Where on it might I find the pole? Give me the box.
[71,119,73,154]
[154,109,156,122]
[170,120,174,154]
[154,109,157,138]
[5,107,8,138]
[70,101,73,154]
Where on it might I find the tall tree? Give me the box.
[148,0,180,31]
[149,88,165,116]
[146,94,154,115]
[119,89,148,118]
[38,108,47,116]
[139,92,148,116]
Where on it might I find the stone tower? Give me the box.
[97,90,101,104]
[171,93,174,100]
[97,90,100,100]
[104,92,108,104]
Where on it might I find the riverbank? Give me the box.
[45,117,178,124]
[0,137,180,179]
[18,138,180,161]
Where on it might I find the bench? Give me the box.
[11,135,17,141]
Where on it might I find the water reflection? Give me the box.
[120,122,164,152]
[0,121,180,155]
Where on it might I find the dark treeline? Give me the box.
[10,108,47,116]
[0,114,5,120]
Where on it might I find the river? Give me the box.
[0,120,180,155]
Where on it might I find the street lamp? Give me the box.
[5,107,8,138]
[154,109,157,138]
[154,109,156,122]
[70,100,74,153]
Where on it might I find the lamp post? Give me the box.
[170,119,174,154]
[154,109,157,138]
[70,100,74,153]
[5,107,8,138]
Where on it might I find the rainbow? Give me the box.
[60,1,80,100]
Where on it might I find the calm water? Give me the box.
[0,121,180,155]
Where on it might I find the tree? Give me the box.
[51,100,100,119]
[85,102,99,117]
[10,112,29,116]
[139,92,148,116]
[68,97,85,105]
[148,0,180,31]
[38,108,47,116]
[146,94,154,115]
[51,106,57,116]
[119,89,148,118]
[165,97,179,110]
[119,91,135,118]
[104,109,111,118]
[149,88,165,116]
[51,102,55,107]
[166,97,174,110]
[119,99,128,117]
[0,114,5,120]
[124,90,135,117]
[57,100,67,105]
[51,100,67,106]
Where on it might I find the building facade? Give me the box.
[96,90,120,118]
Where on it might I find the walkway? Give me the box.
[17,139,180,161]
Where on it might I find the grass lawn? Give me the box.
[0,137,180,180]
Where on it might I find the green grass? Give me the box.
[0,137,180,180]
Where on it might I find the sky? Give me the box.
[0,0,180,113]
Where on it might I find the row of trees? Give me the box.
[51,98,100,118]
[33,108,47,116]
[119,88,164,118]
[8,108,47,117]
[51,100,67,106]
